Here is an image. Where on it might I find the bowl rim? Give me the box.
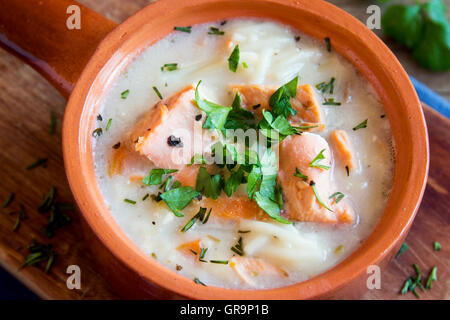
[62,0,429,299]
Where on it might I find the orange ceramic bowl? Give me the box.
[60,0,428,299]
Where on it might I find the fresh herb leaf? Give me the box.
[49,111,57,135]
[174,26,192,33]
[325,37,331,52]
[329,192,345,204]
[160,186,201,217]
[293,167,308,181]
[195,167,223,200]
[224,166,246,197]
[247,166,262,199]
[161,63,178,71]
[194,277,206,286]
[242,62,248,69]
[38,187,56,213]
[194,81,232,131]
[228,45,240,72]
[208,27,225,35]
[199,247,208,259]
[353,119,368,131]
[180,207,211,232]
[309,149,330,170]
[26,158,48,170]
[254,191,290,224]
[20,239,56,273]
[269,76,299,118]
[124,198,136,205]
[188,154,207,166]
[426,266,437,289]
[259,110,300,141]
[2,193,15,208]
[142,193,150,201]
[153,86,163,99]
[433,241,442,251]
[12,205,26,231]
[224,91,255,131]
[310,181,333,211]
[231,237,244,256]
[210,260,229,264]
[105,118,112,131]
[121,89,130,99]
[396,242,409,258]
[323,98,341,106]
[400,277,413,294]
[142,168,178,186]
[316,77,336,94]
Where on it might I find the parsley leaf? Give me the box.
[142,168,178,185]
[254,191,290,224]
[224,91,255,131]
[228,45,240,72]
[259,110,299,141]
[194,81,232,130]
[293,167,308,181]
[309,149,331,170]
[195,167,223,200]
[247,166,262,199]
[160,186,201,217]
[269,76,299,118]
[224,165,246,197]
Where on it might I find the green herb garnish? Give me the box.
[210,260,229,264]
[228,44,240,72]
[49,111,57,135]
[161,63,178,71]
[309,149,330,170]
[381,0,450,71]
[174,26,192,33]
[153,86,163,100]
[142,193,150,201]
[19,239,56,273]
[26,158,48,170]
[325,37,331,52]
[195,166,223,200]
[224,166,246,197]
[121,89,129,99]
[12,205,26,231]
[142,168,178,186]
[188,154,207,166]
[433,241,442,251]
[208,27,225,35]
[105,118,112,131]
[180,207,211,232]
[269,76,299,118]
[231,237,244,256]
[293,167,308,181]
[426,266,438,289]
[316,77,336,94]
[194,81,232,131]
[396,242,409,258]
[242,62,248,69]
[2,192,15,208]
[310,181,333,211]
[124,199,136,205]
[322,98,341,106]
[38,187,56,212]
[160,186,201,217]
[353,119,368,131]
[254,191,290,224]
[329,192,345,204]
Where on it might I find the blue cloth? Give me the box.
[410,76,450,118]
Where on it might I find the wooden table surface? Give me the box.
[0,0,448,300]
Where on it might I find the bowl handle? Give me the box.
[0,0,117,98]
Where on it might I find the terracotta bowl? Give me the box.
[0,0,428,299]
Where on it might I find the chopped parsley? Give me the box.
[121,89,130,99]
[161,63,178,71]
[310,181,333,211]
[259,110,301,142]
[19,239,56,273]
[2,192,15,208]
[142,193,150,201]
[224,165,246,197]
[316,77,336,94]
[180,207,211,232]
[426,266,437,289]
[309,149,330,170]
[242,62,248,69]
[325,37,331,52]
[231,237,244,256]
[142,168,178,185]
[293,167,308,181]
[188,154,207,166]
[395,242,409,258]
[160,186,201,217]
[194,81,232,131]
[210,260,229,264]
[174,26,192,33]
[195,167,223,200]
[124,199,136,205]
[12,205,26,231]
[269,76,299,118]
[105,118,112,131]
[152,86,163,100]
[228,44,240,72]
[433,241,442,251]
[323,98,341,106]
[353,119,368,131]
[208,27,225,35]
[329,192,345,204]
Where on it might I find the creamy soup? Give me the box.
[92,19,394,289]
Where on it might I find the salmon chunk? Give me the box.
[330,130,354,171]
[278,133,354,223]
[230,256,288,287]
[291,84,324,124]
[129,86,208,170]
[230,83,324,128]
[177,239,202,257]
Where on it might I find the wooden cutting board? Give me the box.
[0,3,448,300]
